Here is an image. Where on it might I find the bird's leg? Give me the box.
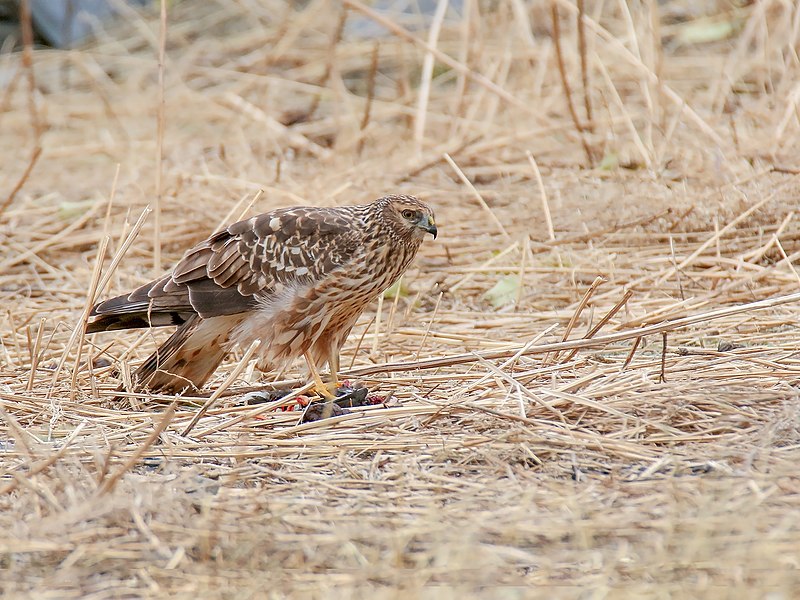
[327,344,341,391]
[303,352,335,399]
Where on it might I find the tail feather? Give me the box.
[122,315,230,395]
[86,311,190,333]
[86,288,192,334]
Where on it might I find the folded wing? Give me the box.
[86,206,361,333]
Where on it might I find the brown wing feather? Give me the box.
[88,205,362,332]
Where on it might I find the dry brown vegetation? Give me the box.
[3,0,800,597]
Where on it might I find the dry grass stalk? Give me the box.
[443,152,509,240]
[46,207,151,398]
[526,150,554,241]
[554,0,724,146]
[576,0,593,128]
[181,341,261,436]
[414,0,449,154]
[153,0,167,274]
[549,275,605,364]
[550,1,594,165]
[97,400,177,495]
[344,0,531,113]
[356,41,379,155]
[0,145,41,218]
[18,0,40,140]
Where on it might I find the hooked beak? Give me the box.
[419,214,437,239]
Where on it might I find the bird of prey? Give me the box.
[86,195,437,397]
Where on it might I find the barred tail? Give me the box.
[123,315,229,395]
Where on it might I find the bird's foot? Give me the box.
[311,380,340,400]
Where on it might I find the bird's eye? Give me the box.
[401,209,416,220]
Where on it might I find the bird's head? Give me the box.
[380,195,437,242]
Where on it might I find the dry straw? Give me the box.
[2,0,800,596]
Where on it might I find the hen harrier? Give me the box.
[86,195,437,397]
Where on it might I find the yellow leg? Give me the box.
[304,352,335,399]
[328,346,341,390]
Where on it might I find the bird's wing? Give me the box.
[88,206,363,330]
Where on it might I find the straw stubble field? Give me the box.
[2,0,800,597]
